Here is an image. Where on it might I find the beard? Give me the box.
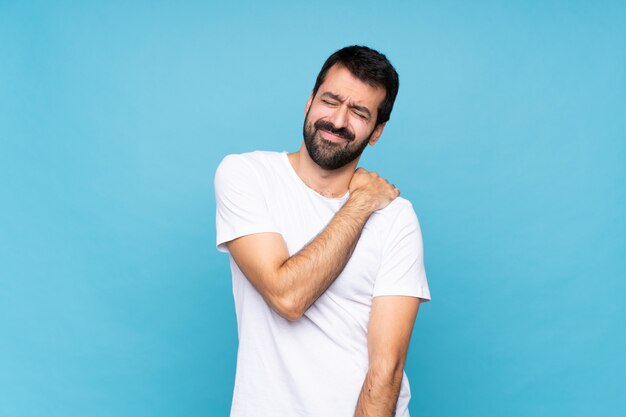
[302,112,374,170]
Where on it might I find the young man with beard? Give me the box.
[215,46,431,416]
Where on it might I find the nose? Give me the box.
[328,105,349,129]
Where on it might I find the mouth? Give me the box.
[318,128,351,144]
[312,119,355,143]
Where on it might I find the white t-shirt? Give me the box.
[215,151,431,417]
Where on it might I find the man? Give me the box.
[215,45,430,417]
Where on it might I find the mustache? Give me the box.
[314,120,355,141]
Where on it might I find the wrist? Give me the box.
[346,190,376,217]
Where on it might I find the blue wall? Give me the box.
[1,1,624,416]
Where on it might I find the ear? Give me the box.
[304,93,313,116]
[368,123,386,146]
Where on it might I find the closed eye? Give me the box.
[353,111,368,120]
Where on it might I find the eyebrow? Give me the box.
[320,92,372,119]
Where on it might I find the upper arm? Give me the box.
[215,153,287,298]
[215,154,295,318]
[215,154,279,252]
[225,232,290,301]
[373,203,430,301]
[367,296,421,373]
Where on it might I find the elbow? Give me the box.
[262,270,306,321]
[278,308,304,322]
[272,295,305,322]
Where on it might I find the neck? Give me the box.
[288,143,358,198]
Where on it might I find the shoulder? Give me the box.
[216,150,283,172]
[372,196,419,225]
[368,196,423,241]
[215,151,285,181]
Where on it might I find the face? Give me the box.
[303,65,386,170]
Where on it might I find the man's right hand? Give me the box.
[348,168,400,213]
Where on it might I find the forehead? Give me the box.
[317,65,386,110]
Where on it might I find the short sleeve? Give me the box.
[214,154,280,252]
[372,203,431,301]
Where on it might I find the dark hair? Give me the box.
[312,45,399,126]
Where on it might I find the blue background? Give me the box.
[1,1,625,416]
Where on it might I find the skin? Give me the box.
[354,296,420,417]
[225,64,421,416]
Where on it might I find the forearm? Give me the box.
[276,193,373,319]
[226,168,398,321]
[354,366,403,417]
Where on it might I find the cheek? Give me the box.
[353,121,374,138]
[309,106,331,121]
